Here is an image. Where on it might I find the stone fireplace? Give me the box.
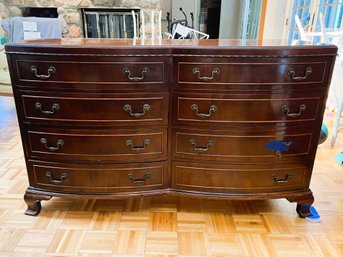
[0,0,161,38]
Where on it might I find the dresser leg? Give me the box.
[24,191,52,216]
[287,193,314,218]
[295,203,312,218]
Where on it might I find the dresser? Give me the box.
[5,39,337,217]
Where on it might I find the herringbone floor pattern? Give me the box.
[1,95,343,257]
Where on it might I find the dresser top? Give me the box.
[4,38,337,56]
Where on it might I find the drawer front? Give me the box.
[26,128,167,162]
[177,61,326,84]
[17,60,164,83]
[174,94,321,125]
[29,161,168,193]
[13,57,168,90]
[20,92,169,126]
[172,161,308,193]
[173,129,314,161]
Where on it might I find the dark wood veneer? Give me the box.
[5,39,337,218]
[173,128,314,161]
[30,161,168,193]
[171,161,308,193]
[20,92,169,126]
[173,93,321,124]
[177,61,327,84]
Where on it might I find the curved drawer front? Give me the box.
[13,57,168,90]
[174,95,321,124]
[173,129,313,161]
[29,161,167,193]
[177,61,326,84]
[26,129,167,161]
[17,60,165,83]
[172,161,308,193]
[21,93,169,126]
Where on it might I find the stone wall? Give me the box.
[1,0,161,38]
[0,0,9,37]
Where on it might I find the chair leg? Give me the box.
[331,101,343,146]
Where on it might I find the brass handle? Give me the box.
[288,67,312,81]
[189,139,214,153]
[272,173,293,184]
[30,65,56,79]
[192,67,220,81]
[45,171,68,185]
[126,139,151,152]
[191,104,217,118]
[282,104,306,118]
[40,138,64,152]
[128,172,151,185]
[123,67,149,81]
[35,102,60,115]
[123,104,150,118]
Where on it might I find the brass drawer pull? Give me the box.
[128,172,151,185]
[282,104,306,118]
[126,139,151,152]
[192,67,220,81]
[30,65,56,79]
[272,173,293,184]
[189,139,214,153]
[45,171,68,185]
[123,104,150,117]
[191,104,217,118]
[288,67,312,81]
[40,138,64,152]
[35,102,60,115]
[123,67,149,81]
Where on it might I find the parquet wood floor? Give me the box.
[0,95,343,257]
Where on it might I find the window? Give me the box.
[286,0,343,44]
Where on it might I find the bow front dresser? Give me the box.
[5,39,337,217]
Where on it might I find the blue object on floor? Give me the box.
[306,205,321,223]
[334,152,343,165]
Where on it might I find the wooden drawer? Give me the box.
[13,56,168,90]
[172,161,309,193]
[177,60,326,84]
[174,57,332,91]
[25,128,168,162]
[19,92,169,126]
[28,161,168,193]
[173,93,321,125]
[172,128,314,162]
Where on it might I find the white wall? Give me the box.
[262,0,289,40]
[219,0,241,39]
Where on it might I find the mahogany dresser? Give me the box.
[5,39,337,217]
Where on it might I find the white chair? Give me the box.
[291,14,313,45]
[330,38,343,146]
[167,23,209,39]
[291,13,343,146]
[292,13,343,45]
[319,12,329,44]
[132,9,162,40]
